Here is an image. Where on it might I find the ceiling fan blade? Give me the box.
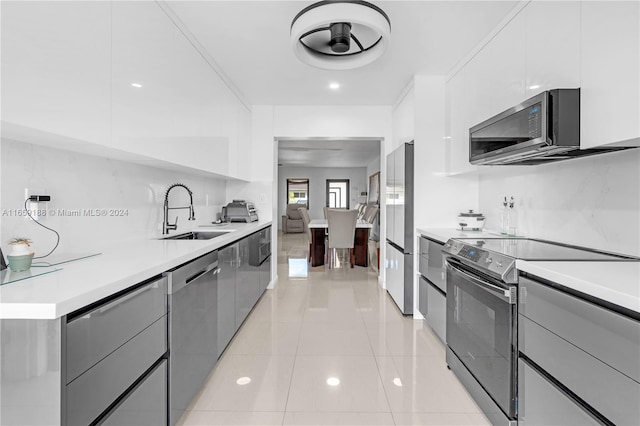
[350,33,365,52]
[299,26,330,41]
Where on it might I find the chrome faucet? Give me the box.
[163,183,195,234]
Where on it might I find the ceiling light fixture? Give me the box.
[528,85,541,90]
[290,1,391,70]
[236,377,252,385]
[326,377,340,386]
[329,82,340,90]
[130,83,143,88]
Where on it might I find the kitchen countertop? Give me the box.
[0,221,271,320]
[417,227,510,244]
[517,260,640,315]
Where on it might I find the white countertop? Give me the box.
[417,227,508,244]
[0,221,271,320]
[517,260,640,314]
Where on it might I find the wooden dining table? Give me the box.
[308,219,373,267]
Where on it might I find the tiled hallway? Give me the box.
[178,232,490,425]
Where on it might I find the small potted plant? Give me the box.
[7,237,34,272]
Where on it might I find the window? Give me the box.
[326,179,350,209]
[287,178,309,207]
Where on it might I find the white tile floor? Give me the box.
[178,232,490,426]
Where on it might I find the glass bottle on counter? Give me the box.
[500,196,509,235]
[508,196,517,236]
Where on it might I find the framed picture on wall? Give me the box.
[368,172,380,204]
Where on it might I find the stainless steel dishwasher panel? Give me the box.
[168,251,218,426]
[66,277,168,383]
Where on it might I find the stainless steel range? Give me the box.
[442,238,634,426]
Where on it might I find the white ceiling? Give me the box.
[278,139,380,168]
[166,0,519,105]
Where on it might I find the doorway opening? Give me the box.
[326,179,350,209]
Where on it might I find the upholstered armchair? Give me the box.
[281,203,306,233]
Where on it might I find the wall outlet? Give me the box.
[24,188,48,220]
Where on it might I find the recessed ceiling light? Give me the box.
[236,377,252,385]
[131,83,143,88]
[528,85,541,90]
[326,377,340,386]
[329,82,340,90]
[393,377,403,387]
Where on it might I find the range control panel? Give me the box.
[442,238,518,284]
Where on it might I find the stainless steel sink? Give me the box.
[160,231,231,240]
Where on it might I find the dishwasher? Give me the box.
[166,251,219,425]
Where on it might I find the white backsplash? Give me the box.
[1,139,227,254]
[479,149,640,256]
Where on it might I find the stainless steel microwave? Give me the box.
[469,89,583,165]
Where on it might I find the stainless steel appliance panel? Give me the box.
[446,259,517,419]
[66,277,168,383]
[66,317,166,426]
[446,347,517,426]
[392,144,405,250]
[519,314,639,425]
[385,242,413,315]
[520,276,640,382]
[99,359,167,426]
[518,358,601,426]
[168,252,218,426]
[385,149,395,245]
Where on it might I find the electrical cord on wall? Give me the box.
[24,198,60,259]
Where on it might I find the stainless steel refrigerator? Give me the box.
[385,142,414,315]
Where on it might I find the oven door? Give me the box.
[445,258,517,419]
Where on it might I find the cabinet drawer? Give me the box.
[66,316,167,426]
[66,277,168,382]
[426,282,446,343]
[519,276,640,382]
[519,314,640,425]
[518,358,600,426]
[98,359,167,426]
[418,238,445,293]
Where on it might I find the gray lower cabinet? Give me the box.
[518,358,600,426]
[518,275,640,425]
[418,236,446,343]
[235,236,258,330]
[65,277,168,426]
[99,359,167,426]
[426,282,446,342]
[217,243,238,358]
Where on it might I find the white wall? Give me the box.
[1,139,227,255]
[278,166,367,226]
[478,149,640,256]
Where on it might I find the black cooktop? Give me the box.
[454,238,634,261]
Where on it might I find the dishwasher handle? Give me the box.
[186,262,219,284]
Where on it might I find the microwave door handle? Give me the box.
[446,260,515,304]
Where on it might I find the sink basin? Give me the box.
[160,231,231,240]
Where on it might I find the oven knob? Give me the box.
[496,261,503,268]
[485,257,492,264]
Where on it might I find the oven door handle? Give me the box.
[446,260,516,304]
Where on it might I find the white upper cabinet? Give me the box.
[111,1,246,178]
[447,67,476,175]
[525,0,580,98]
[1,2,110,146]
[468,11,526,126]
[581,1,640,148]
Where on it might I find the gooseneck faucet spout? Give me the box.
[163,183,195,234]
